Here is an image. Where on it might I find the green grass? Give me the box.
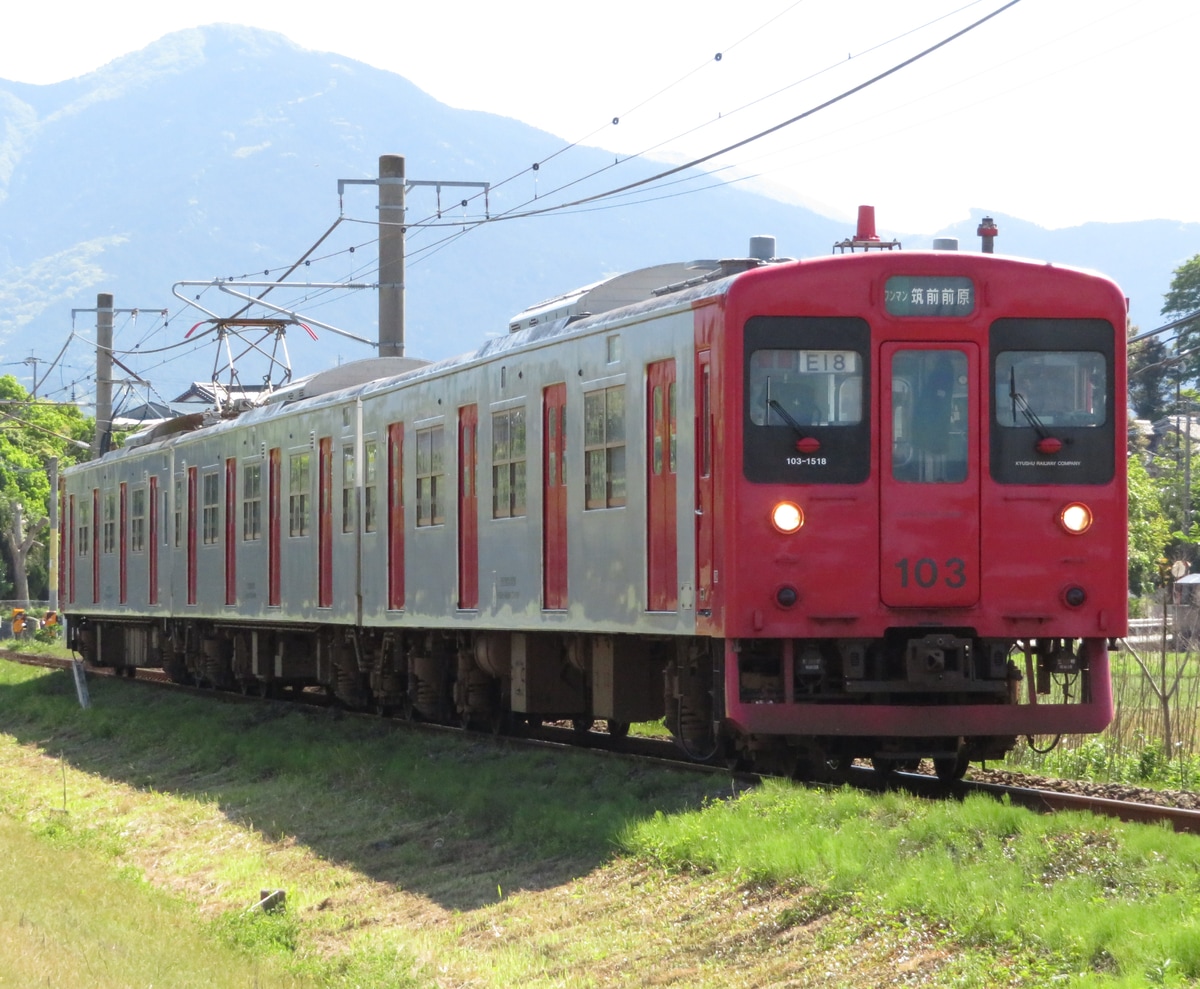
[0,812,309,988]
[5,656,1200,987]
[623,781,1200,985]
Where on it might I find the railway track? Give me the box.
[7,648,1200,835]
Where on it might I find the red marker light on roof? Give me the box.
[1037,437,1063,455]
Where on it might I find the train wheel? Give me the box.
[239,680,258,697]
[934,752,969,782]
[572,717,593,736]
[605,720,630,738]
[870,757,897,783]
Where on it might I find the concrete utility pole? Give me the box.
[340,155,489,359]
[93,292,113,459]
[378,155,406,358]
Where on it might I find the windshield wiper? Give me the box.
[768,398,807,439]
[1008,367,1051,441]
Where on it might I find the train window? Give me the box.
[652,385,664,475]
[77,500,90,557]
[363,441,378,533]
[243,463,262,541]
[130,487,146,553]
[416,425,445,526]
[989,319,1116,485]
[289,453,311,536]
[607,335,621,364]
[743,316,871,484]
[748,350,862,428]
[584,385,626,509]
[342,445,356,532]
[891,350,968,483]
[202,471,220,544]
[994,352,1106,428]
[669,382,677,473]
[492,408,527,518]
[102,491,116,554]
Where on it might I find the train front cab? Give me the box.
[718,256,1127,775]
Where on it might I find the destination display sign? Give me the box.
[884,276,975,317]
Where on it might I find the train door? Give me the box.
[186,468,197,606]
[119,482,128,604]
[694,350,715,617]
[387,422,405,610]
[880,343,980,608]
[92,488,100,604]
[543,383,568,609]
[318,437,333,609]
[149,475,158,605]
[268,448,281,607]
[458,405,479,609]
[67,494,75,605]
[647,359,678,611]
[225,458,237,606]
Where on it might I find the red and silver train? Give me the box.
[60,209,1128,779]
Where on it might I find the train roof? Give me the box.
[85,243,1122,469]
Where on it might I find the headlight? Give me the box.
[1059,502,1093,535]
[771,501,804,534]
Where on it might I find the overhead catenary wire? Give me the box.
[36,1,1029,406]
[338,0,1022,240]
[473,0,1026,225]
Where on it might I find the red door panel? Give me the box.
[695,351,715,617]
[67,494,75,605]
[318,437,333,608]
[880,343,980,608]
[149,475,158,605]
[119,482,128,604]
[458,405,479,609]
[647,359,678,611]
[268,448,281,607]
[186,469,197,606]
[387,422,405,610]
[543,384,568,609]
[225,458,237,606]
[93,488,100,604]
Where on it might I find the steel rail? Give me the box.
[6,650,1199,833]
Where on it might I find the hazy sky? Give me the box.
[1,0,1196,233]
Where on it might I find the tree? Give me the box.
[0,375,91,602]
[1127,325,1173,423]
[1128,452,1172,597]
[1161,254,1200,383]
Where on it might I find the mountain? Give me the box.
[0,25,1195,404]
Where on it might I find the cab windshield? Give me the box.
[742,315,870,485]
[747,349,862,427]
[994,351,1106,428]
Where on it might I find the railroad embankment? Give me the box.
[2,658,1198,988]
